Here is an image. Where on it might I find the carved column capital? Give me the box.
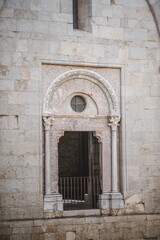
[108,116,120,131]
[43,116,53,130]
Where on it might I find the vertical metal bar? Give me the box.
[71,177,72,200]
[64,178,66,203]
[80,177,82,200]
[77,177,79,201]
[67,177,69,200]
[93,177,94,208]
[74,177,75,201]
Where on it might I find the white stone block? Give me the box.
[52,13,72,23]
[0,18,17,31]
[24,105,40,115]
[124,29,148,41]
[136,8,154,21]
[61,42,77,55]
[129,47,147,59]
[21,66,30,79]
[16,39,28,52]
[49,41,60,54]
[113,27,124,40]
[148,29,159,41]
[17,19,34,32]
[41,0,60,12]
[0,38,16,52]
[12,52,23,66]
[34,20,49,33]
[21,92,39,105]
[60,0,72,13]
[38,11,52,21]
[128,60,142,72]
[156,49,160,60]
[91,44,105,58]
[11,66,21,79]
[13,9,38,19]
[49,22,68,35]
[18,116,39,130]
[0,116,18,130]
[30,0,41,11]
[93,26,114,39]
[115,0,147,7]
[5,0,30,9]
[124,7,137,18]
[0,7,13,17]
[8,92,22,105]
[24,155,40,166]
[2,179,24,193]
[0,80,14,91]
[113,5,124,18]
[101,5,113,17]
[28,39,49,53]
[22,53,37,67]
[150,87,160,97]
[141,60,157,73]
[127,166,139,178]
[92,4,102,17]
[108,17,120,27]
[18,167,39,179]
[105,45,119,58]
[0,65,11,80]
[0,52,11,65]
[92,16,107,26]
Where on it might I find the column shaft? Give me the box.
[111,130,118,192]
[45,129,51,195]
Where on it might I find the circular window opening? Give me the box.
[71,95,86,112]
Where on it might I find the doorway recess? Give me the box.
[58,131,101,210]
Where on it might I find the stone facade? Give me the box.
[0,0,160,239]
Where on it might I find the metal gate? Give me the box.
[59,176,101,210]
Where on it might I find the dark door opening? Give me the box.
[58,131,101,210]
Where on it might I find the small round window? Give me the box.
[71,96,86,112]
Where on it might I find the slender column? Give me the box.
[43,117,53,195]
[108,116,120,193]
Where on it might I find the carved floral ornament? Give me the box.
[43,69,120,116]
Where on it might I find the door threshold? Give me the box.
[63,209,101,217]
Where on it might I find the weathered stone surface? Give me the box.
[0,0,160,238]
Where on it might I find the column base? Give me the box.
[44,194,63,213]
[99,192,124,209]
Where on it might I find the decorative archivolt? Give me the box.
[43,69,120,116]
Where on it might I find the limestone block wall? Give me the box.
[0,214,160,240]
[0,0,160,223]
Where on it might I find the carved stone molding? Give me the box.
[93,131,103,143]
[43,116,53,130]
[108,116,120,131]
[43,69,120,115]
[50,130,65,143]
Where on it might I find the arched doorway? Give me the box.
[42,69,124,213]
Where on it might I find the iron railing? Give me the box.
[59,176,101,210]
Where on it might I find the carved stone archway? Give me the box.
[43,69,124,214]
[43,69,120,116]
